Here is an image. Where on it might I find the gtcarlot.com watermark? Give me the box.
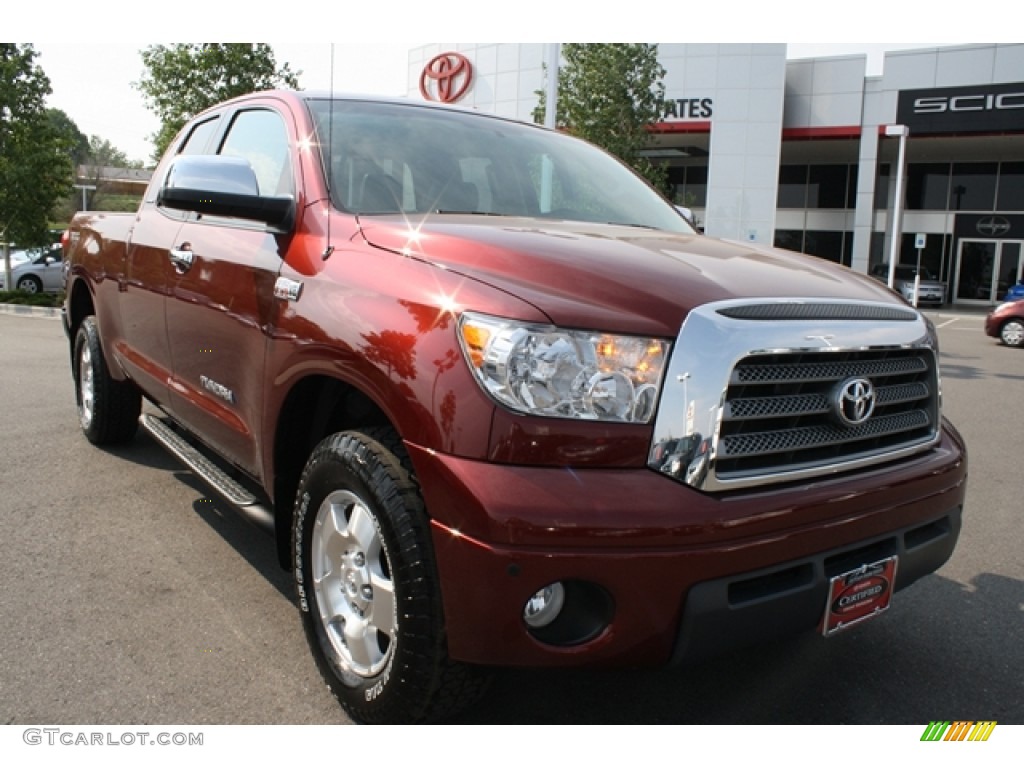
[23,728,203,747]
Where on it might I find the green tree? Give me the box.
[1,44,73,286]
[135,44,301,161]
[86,135,135,169]
[48,108,90,168]
[54,134,148,222]
[534,44,668,192]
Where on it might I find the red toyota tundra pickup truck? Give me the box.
[63,90,967,723]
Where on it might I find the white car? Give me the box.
[0,245,64,293]
[870,264,946,307]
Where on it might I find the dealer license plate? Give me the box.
[820,556,898,637]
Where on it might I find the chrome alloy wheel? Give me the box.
[312,490,397,678]
[1001,319,1024,347]
[78,341,95,429]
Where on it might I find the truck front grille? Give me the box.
[717,349,938,478]
[647,299,943,492]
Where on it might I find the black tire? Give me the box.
[999,318,1024,348]
[17,275,43,294]
[73,316,141,444]
[292,428,488,723]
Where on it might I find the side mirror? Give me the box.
[674,205,699,232]
[44,256,56,265]
[157,155,295,232]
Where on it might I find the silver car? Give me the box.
[871,264,946,307]
[0,245,64,294]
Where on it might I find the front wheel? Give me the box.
[17,275,43,294]
[1000,318,1024,347]
[292,429,488,723]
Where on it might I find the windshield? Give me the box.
[307,99,693,233]
[6,250,32,265]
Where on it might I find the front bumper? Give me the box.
[984,312,1004,338]
[408,424,967,667]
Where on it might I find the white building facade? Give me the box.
[407,43,1024,306]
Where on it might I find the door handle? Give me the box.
[169,243,194,273]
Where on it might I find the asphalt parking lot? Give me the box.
[0,307,1020,725]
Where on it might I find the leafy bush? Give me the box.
[0,290,64,307]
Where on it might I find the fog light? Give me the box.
[523,582,566,628]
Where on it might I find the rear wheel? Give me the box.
[1000,318,1024,347]
[73,317,141,444]
[293,429,488,723]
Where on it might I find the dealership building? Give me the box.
[406,43,1024,306]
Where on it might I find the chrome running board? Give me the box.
[140,412,275,535]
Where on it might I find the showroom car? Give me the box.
[870,264,947,307]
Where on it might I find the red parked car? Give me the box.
[985,299,1024,347]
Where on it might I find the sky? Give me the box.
[8,2,1003,164]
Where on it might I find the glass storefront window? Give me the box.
[874,164,890,210]
[682,165,707,207]
[997,162,1024,212]
[666,165,707,207]
[807,165,850,209]
[956,241,996,301]
[906,163,951,210]
[774,229,851,266]
[950,162,997,211]
[777,165,807,208]
[774,229,803,252]
[803,230,848,265]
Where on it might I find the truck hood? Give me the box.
[357,215,902,337]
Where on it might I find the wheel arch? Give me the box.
[67,277,95,338]
[270,374,397,568]
[66,277,96,367]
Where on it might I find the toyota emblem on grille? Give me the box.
[833,377,876,427]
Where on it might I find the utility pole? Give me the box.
[885,124,909,291]
[73,184,97,212]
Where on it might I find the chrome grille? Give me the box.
[726,381,930,421]
[717,349,938,478]
[721,411,930,459]
[735,356,927,384]
[647,298,943,492]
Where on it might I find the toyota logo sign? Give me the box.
[419,52,473,104]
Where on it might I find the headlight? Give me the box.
[458,312,669,423]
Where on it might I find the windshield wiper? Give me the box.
[433,209,505,216]
[604,221,659,230]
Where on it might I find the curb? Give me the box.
[0,303,62,319]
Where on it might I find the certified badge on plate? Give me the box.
[820,556,898,637]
